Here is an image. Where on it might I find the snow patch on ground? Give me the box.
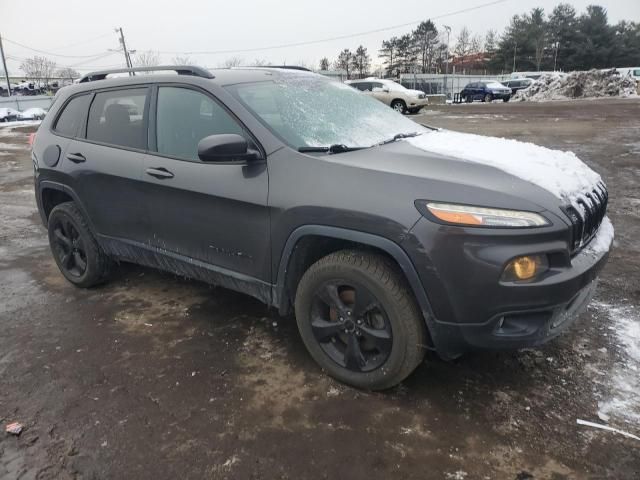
[406,129,602,204]
[590,301,640,425]
[514,69,638,102]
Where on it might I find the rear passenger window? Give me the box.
[155,87,245,161]
[86,88,148,149]
[54,95,91,137]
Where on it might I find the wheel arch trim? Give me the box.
[37,180,97,233]
[274,225,437,328]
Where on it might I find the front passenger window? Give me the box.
[156,87,245,161]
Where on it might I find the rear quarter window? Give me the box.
[53,95,92,137]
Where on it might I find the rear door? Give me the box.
[63,87,150,243]
[371,82,391,105]
[141,84,270,281]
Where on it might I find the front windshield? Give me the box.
[226,73,426,149]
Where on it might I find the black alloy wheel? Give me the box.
[50,216,88,278]
[310,281,392,372]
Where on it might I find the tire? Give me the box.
[503,96,511,103]
[47,202,112,288]
[483,93,493,103]
[391,100,407,114]
[294,250,426,390]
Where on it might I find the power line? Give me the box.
[2,37,108,58]
[156,0,510,55]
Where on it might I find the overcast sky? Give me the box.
[2,0,639,75]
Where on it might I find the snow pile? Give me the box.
[513,69,638,102]
[406,129,602,205]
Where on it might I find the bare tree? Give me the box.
[57,67,80,83]
[454,27,472,71]
[171,55,193,65]
[221,56,243,68]
[319,57,330,70]
[252,58,270,66]
[133,51,160,69]
[20,56,57,88]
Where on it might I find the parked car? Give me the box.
[0,107,19,122]
[346,78,428,114]
[32,66,612,390]
[502,78,534,95]
[17,107,47,120]
[460,81,512,102]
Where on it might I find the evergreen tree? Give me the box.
[319,57,330,71]
[335,49,353,78]
[548,3,578,71]
[412,20,440,73]
[351,46,371,78]
[379,37,400,77]
[572,5,616,69]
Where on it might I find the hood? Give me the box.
[405,130,602,211]
[331,137,571,215]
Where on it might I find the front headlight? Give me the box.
[417,201,550,228]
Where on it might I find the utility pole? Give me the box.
[116,27,134,74]
[0,33,12,96]
[512,41,517,73]
[443,25,451,99]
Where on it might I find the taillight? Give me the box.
[28,133,36,147]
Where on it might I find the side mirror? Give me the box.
[197,134,261,163]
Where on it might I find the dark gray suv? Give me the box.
[32,66,613,390]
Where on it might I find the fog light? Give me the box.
[502,255,548,281]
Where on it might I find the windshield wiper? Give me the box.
[378,132,422,146]
[298,144,366,154]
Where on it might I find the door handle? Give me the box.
[145,167,174,179]
[66,152,86,163]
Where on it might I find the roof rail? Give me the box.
[264,65,312,72]
[78,65,214,83]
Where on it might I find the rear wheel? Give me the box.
[391,100,407,114]
[483,93,493,103]
[48,202,112,288]
[295,250,426,390]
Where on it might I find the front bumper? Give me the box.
[403,216,611,358]
[407,98,429,108]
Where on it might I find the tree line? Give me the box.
[320,3,640,77]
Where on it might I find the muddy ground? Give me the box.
[1,99,639,479]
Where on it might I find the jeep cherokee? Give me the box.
[32,66,613,390]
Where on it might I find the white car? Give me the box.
[17,107,47,120]
[346,78,429,114]
[0,107,20,122]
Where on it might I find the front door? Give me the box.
[141,85,270,282]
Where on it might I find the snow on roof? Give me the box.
[406,129,603,206]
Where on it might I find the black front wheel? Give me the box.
[295,250,426,390]
[48,202,112,288]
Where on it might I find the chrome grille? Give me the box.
[564,182,608,253]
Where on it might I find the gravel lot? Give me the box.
[1,99,639,479]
